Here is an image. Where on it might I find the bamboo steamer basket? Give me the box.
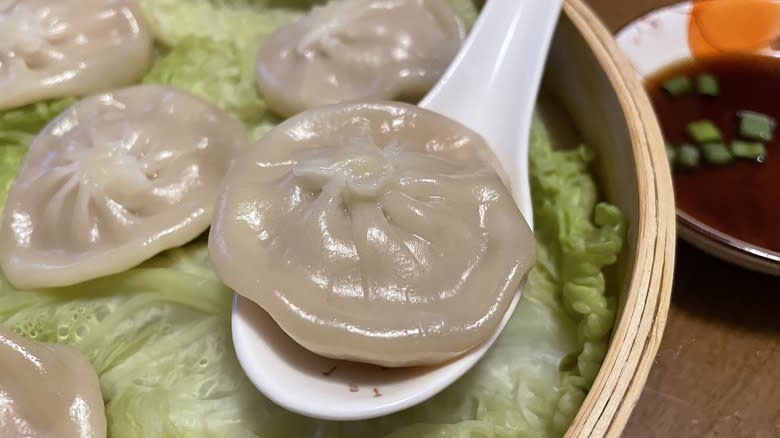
[546,0,676,436]
[0,0,670,435]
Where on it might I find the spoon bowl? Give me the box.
[231,0,563,420]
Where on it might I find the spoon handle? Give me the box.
[420,0,564,227]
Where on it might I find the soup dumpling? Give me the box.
[255,0,466,117]
[0,324,106,438]
[209,102,537,367]
[0,84,248,289]
[0,0,153,111]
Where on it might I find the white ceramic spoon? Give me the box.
[232,0,563,421]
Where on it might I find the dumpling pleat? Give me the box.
[43,173,80,235]
[350,201,403,303]
[378,185,479,248]
[72,181,97,245]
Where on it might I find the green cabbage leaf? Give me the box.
[142,37,277,135]
[0,117,624,438]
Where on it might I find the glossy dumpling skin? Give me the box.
[255,0,465,117]
[0,0,153,111]
[0,324,106,438]
[0,84,248,289]
[209,102,537,367]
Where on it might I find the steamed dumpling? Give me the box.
[0,84,248,289]
[209,102,536,367]
[0,0,153,111]
[255,0,466,117]
[0,324,106,438]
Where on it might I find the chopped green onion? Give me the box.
[677,144,700,167]
[738,110,776,141]
[730,140,767,161]
[666,143,677,165]
[696,74,719,96]
[686,120,723,143]
[700,142,734,165]
[662,75,692,96]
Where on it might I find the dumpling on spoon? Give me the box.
[0,84,248,289]
[0,324,106,438]
[209,102,536,367]
[255,0,466,117]
[0,0,153,111]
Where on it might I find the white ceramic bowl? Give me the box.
[616,1,780,276]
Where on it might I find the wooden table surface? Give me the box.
[582,1,780,437]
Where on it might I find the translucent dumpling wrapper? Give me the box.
[255,0,466,117]
[0,0,153,111]
[0,324,106,438]
[209,102,537,367]
[0,84,248,289]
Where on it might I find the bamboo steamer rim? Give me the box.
[559,0,676,436]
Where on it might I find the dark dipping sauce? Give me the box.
[646,54,780,253]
